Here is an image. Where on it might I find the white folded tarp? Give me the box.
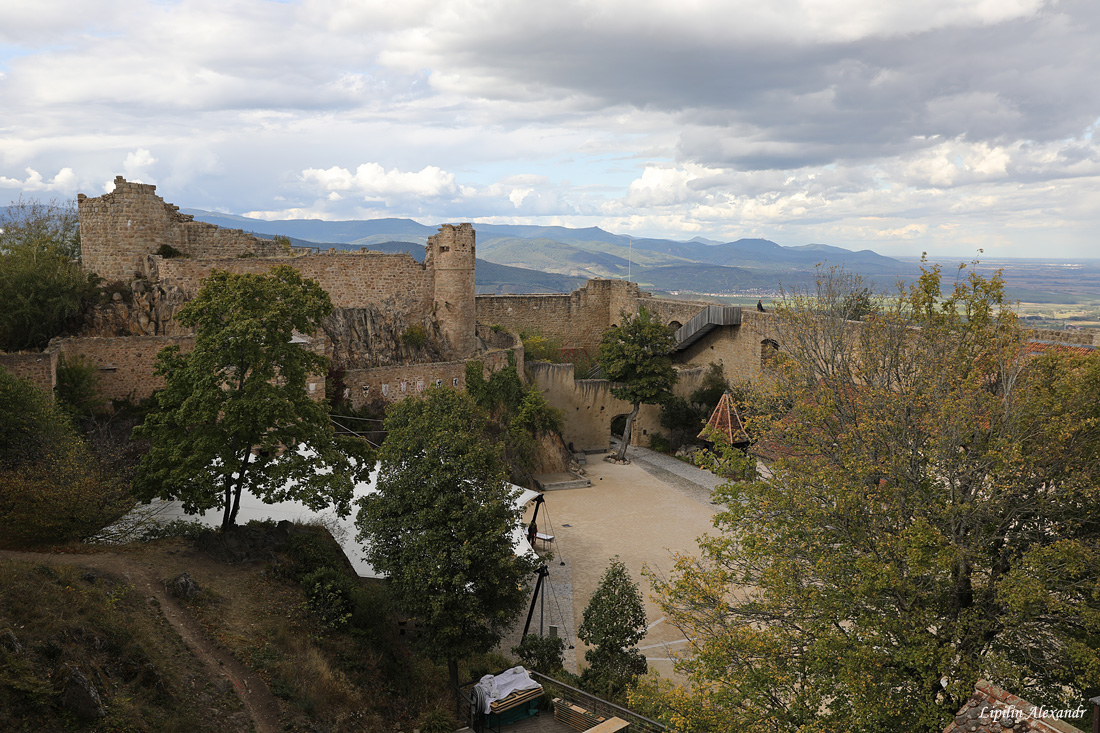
[130,464,540,578]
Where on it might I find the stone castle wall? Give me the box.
[637,296,719,329]
[66,176,1100,454]
[0,350,59,395]
[340,343,521,410]
[78,177,284,283]
[1029,326,1100,346]
[529,362,707,453]
[54,335,327,404]
[54,336,196,403]
[675,310,775,383]
[476,279,645,355]
[78,177,478,360]
[147,251,434,313]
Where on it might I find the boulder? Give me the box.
[60,665,106,720]
[0,629,23,654]
[168,572,200,600]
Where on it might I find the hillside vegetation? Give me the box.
[0,524,505,732]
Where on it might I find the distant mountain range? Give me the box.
[182,210,917,296]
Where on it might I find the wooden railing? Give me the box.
[528,671,667,732]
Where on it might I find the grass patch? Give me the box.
[0,559,244,732]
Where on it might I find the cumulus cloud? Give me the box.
[123,149,158,182]
[301,163,458,199]
[0,167,80,192]
[2,0,1100,258]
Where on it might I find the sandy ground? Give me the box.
[524,445,722,681]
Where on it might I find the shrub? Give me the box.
[0,369,131,546]
[154,244,185,258]
[284,530,347,579]
[689,361,728,409]
[401,324,428,348]
[417,708,459,733]
[55,353,105,419]
[513,389,563,436]
[520,329,562,362]
[658,396,705,452]
[512,634,566,675]
[693,428,756,481]
[137,519,213,542]
[301,567,354,629]
[648,433,671,453]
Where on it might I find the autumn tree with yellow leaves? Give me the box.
[636,265,1100,732]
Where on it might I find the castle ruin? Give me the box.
[6,176,1093,453]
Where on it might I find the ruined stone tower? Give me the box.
[78,176,283,283]
[427,223,477,359]
[78,177,177,283]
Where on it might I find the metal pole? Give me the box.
[540,580,545,636]
[522,565,550,638]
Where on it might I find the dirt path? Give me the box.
[0,548,283,733]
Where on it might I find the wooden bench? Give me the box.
[552,698,604,731]
[488,685,542,715]
[535,532,555,549]
[586,717,629,732]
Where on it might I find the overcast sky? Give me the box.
[2,0,1099,259]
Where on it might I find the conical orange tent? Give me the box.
[698,392,749,445]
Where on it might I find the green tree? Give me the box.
[642,264,1100,732]
[577,557,648,700]
[0,199,96,351]
[0,368,130,546]
[133,265,356,530]
[465,356,563,482]
[356,387,539,693]
[55,353,106,420]
[598,307,678,462]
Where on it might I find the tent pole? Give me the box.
[522,565,550,638]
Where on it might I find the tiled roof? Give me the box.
[698,392,749,444]
[1024,340,1098,357]
[943,680,1090,733]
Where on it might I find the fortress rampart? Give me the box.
[340,340,521,411]
[0,351,59,395]
[77,177,477,360]
[53,336,196,402]
[476,279,646,355]
[145,251,433,313]
[528,362,708,452]
[78,177,285,283]
[6,176,1091,454]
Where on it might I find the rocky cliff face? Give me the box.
[78,283,447,369]
[81,278,190,337]
[323,307,448,369]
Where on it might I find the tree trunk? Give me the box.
[224,450,252,530]
[228,481,244,529]
[617,403,640,462]
[448,658,461,717]
[221,486,233,531]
